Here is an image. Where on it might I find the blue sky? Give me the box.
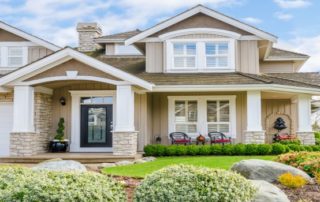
[0,0,319,71]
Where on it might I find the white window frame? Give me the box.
[0,42,30,69]
[165,38,235,73]
[168,95,236,139]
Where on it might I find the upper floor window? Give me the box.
[0,46,28,68]
[166,38,235,72]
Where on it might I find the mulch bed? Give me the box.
[275,183,320,202]
[111,176,141,202]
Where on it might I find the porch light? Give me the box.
[155,136,161,144]
[60,97,66,106]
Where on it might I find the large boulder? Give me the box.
[251,180,290,202]
[32,160,87,172]
[231,159,312,183]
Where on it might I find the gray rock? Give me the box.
[98,163,116,169]
[251,180,290,202]
[134,159,147,164]
[32,160,87,172]
[115,160,134,166]
[142,157,156,162]
[231,159,312,183]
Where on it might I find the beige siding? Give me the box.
[51,82,115,139]
[262,99,297,143]
[135,93,149,151]
[28,46,53,63]
[260,61,295,73]
[238,40,259,74]
[148,92,247,145]
[146,42,163,73]
[105,43,115,55]
[0,29,25,41]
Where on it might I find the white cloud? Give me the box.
[276,35,320,72]
[0,0,244,46]
[273,0,311,9]
[274,12,293,21]
[242,17,262,25]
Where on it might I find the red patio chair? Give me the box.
[208,132,232,145]
[169,132,192,145]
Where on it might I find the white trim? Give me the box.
[296,94,313,132]
[159,28,241,40]
[246,91,262,131]
[125,5,277,45]
[0,48,154,90]
[70,90,116,152]
[152,84,320,95]
[168,95,237,138]
[264,57,308,61]
[165,38,235,72]
[0,42,37,46]
[0,21,60,51]
[18,75,129,86]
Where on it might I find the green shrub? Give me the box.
[198,145,211,155]
[233,144,246,155]
[144,144,157,156]
[0,166,126,202]
[186,145,200,156]
[210,144,222,155]
[222,144,234,155]
[175,145,188,156]
[245,144,259,155]
[315,132,320,145]
[272,143,286,154]
[257,144,272,155]
[165,145,177,156]
[278,139,301,145]
[134,165,256,202]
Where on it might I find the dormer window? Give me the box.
[0,45,28,68]
[166,38,235,72]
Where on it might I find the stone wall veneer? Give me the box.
[10,93,53,156]
[113,132,138,156]
[296,132,315,145]
[244,131,265,144]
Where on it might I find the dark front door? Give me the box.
[80,105,112,147]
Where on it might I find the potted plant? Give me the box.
[49,118,69,152]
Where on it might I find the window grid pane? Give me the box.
[173,43,196,69]
[8,47,23,67]
[205,42,229,68]
[175,100,197,133]
[207,100,230,134]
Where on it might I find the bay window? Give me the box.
[166,38,235,72]
[169,96,236,139]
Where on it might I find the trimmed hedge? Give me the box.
[144,144,320,157]
[134,165,256,202]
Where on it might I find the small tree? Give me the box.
[54,118,65,141]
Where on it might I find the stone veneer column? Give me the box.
[295,94,315,145]
[244,91,265,144]
[113,85,138,156]
[10,91,53,156]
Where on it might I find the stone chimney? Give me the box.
[76,22,102,52]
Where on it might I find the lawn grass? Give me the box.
[102,155,275,178]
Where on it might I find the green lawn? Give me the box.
[102,156,275,178]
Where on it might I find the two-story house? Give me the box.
[0,5,319,157]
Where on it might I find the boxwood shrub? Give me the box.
[134,164,256,202]
[0,166,126,202]
[144,144,320,156]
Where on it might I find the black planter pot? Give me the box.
[49,140,69,152]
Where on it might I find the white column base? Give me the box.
[244,131,265,144]
[112,131,138,156]
[296,131,315,145]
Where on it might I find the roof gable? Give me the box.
[125,5,277,45]
[0,21,60,51]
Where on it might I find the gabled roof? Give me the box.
[95,30,141,43]
[125,4,277,45]
[265,48,309,61]
[0,47,153,90]
[0,21,60,51]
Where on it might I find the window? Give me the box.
[207,100,230,133]
[166,39,235,72]
[169,96,236,138]
[206,42,228,68]
[8,47,23,67]
[0,46,28,68]
[174,100,197,133]
[173,43,196,68]
[114,44,142,55]
[80,96,113,104]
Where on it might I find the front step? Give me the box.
[0,153,142,164]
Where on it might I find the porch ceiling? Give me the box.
[261,91,296,99]
[34,80,116,90]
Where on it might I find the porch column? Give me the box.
[295,94,315,145]
[113,85,138,156]
[244,90,265,144]
[11,86,37,156]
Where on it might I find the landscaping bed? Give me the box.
[276,183,320,202]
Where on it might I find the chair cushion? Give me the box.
[174,139,190,143]
[211,139,231,143]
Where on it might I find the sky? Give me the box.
[0,0,320,72]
